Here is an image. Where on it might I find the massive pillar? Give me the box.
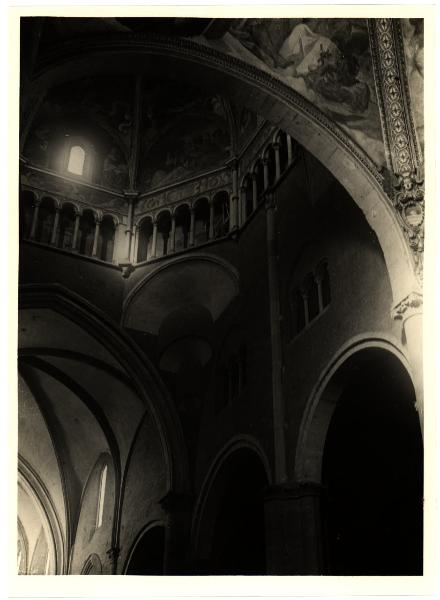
[265,191,287,484]
[264,482,324,574]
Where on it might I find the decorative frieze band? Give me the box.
[369,18,424,281]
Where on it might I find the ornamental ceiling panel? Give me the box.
[196,18,388,168]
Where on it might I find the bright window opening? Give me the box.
[96,464,107,529]
[67,145,86,176]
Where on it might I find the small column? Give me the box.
[29,197,41,240]
[92,217,101,257]
[274,142,281,180]
[264,482,325,574]
[265,192,287,483]
[50,207,60,245]
[122,190,139,262]
[169,215,176,253]
[252,174,258,211]
[287,134,293,165]
[151,219,158,259]
[263,157,269,190]
[208,198,215,240]
[189,207,196,247]
[130,224,138,263]
[71,210,81,251]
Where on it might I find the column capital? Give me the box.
[392,291,423,322]
[272,141,280,151]
[123,189,140,200]
[106,545,121,573]
[119,262,135,279]
[33,196,42,207]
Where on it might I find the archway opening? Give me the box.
[125,526,165,575]
[198,447,268,575]
[320,349,423,575]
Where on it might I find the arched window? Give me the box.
[156,211,172,257]
[78,210,96,256]
[35,197,56,244]
[289,259,331,339]
[97,216,115,262]
[304,273,319,322]
[317,261,331,309]
[277,131,289,174]
[19,191,36,240]
[265,146,276,187]
[242,175,253,221]
[57,205,76,250]
[174,205,191,251]
[67,145,86,176]
[96,464,107,529]
[194,198,210,245]
[290,287,306,337]
[254,161,265,203]
[137,217,153,263]
[213,191,230,238]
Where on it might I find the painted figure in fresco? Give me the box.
[229,19,371,114]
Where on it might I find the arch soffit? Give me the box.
[122,253,240,320]
[121,519,166,575]
[191,434,272,554]
[18,455,66,574]
[29,37,417,304]
[19,283,190,498]
[294,333,414,485]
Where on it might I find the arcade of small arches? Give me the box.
[20,130,295,266]
[20,192,118,263]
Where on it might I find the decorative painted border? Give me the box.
[368,18,424,282]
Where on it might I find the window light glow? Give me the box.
[96,465,107,529]
[67,145,86,176]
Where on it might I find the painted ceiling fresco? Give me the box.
[24,72,265,192]
[24,76,132,189]
[230,103,265,153]
[137,81,233,190]
[401,19,424,154]
[198,18,387,168]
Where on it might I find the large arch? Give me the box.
[18,284,190,567]
[24,36,417,306]
[122,254,240,335]
[191,435,271,574]
[294,334,417,484]
[294,336,423,575]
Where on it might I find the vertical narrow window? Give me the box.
[44,550,50,575]
[67,145,86,176]
[304,273,319,322]
[321,262,331,308]
[96,465,107,529]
